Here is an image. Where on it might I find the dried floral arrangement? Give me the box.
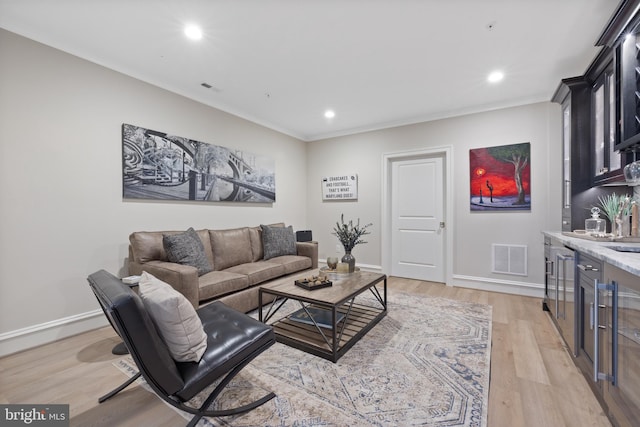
[332,214,372,252]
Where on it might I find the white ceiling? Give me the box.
[0,0,620,141]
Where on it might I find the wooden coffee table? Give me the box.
[258,269,387,362]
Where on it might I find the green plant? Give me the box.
[597,193,633,222]
[332,214,372,252]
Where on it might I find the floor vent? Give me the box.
[492,244,527,276]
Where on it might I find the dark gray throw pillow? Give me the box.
[163,228,213,276]
[261,224,297,260]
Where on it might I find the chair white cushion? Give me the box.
[138,271,207,362]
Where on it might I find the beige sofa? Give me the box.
[128,224,318,313]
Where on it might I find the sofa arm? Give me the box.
[128,260,200,309]
[296,241,318,269]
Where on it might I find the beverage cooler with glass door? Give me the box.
[593,263,640,427]
[544,236,576,354]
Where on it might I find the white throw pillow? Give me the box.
[138,271,207,362]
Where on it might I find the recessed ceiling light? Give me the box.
[184,24,203,40]
[487,71,504,83]
[324,110,335,119]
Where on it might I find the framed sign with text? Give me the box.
[322,174,358,200]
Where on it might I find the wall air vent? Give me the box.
[492,244,527,276]
[200,82,221,92]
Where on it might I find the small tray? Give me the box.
[563,231,614,241]
[295,279,333,290]
[319,266,361,275]
[563,231,640,243]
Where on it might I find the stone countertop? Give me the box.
[543,231,640,276]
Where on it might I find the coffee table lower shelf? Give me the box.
[271,303,386,362]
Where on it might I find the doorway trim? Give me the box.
[381,146,454,285]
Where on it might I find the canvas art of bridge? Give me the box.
[122,123,276,203]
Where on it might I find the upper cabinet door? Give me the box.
[592,64,622,184]
[595,0,640,153]
[562,102,571,210]
[552,77,592,231]
[617,26,640,151]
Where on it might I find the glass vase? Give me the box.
[326,257,338,270]
[341,251,355,273]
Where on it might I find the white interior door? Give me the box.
[391,156,445,282]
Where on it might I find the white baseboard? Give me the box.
[0,309,108,357]
[1,260,380,358]
[320,260,541,298]
[0,271,539,357]
[452,274,544,298]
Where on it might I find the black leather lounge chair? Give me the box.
[87,269,276,427]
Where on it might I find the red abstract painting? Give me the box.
[469,142,530,211]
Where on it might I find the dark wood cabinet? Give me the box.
[552,2,639,232]
[552,78,592,231]
[616,30,640,151]
[597,0,640,152]
[589,58,624,185]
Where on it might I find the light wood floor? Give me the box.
[0,278,612,427]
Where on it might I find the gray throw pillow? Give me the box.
[261,224,297,260]
[163,228,213,276]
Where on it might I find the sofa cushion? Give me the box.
[138,271,208,363]
[209,228,253,271]
[224,261,285,286]
[248,226,264,262]
[264,255,313,275]
[249,223,285,262]
[130,231,172,263]
[197,270,249,301]
[130,229,214,265]
[163,228,213,276]
[194,229,215,268]
[261,224,297,260]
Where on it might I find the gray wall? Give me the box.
[306,101,562,292]
[0,29,309,354]
[0,27,563,356]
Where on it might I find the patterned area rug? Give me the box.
[114,292,492,426]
